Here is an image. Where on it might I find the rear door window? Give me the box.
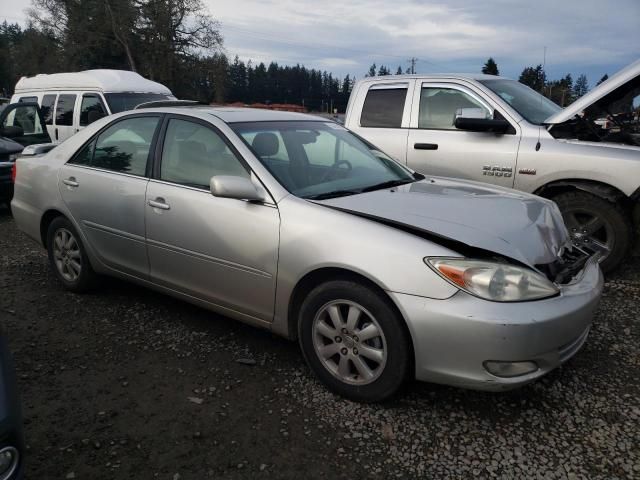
[360,87,408,128]
[41,94,57,125]
[69,116,160,176]
[55,94,77,126]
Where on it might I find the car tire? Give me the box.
[46,216,97,292]
[553,191,632,273]
[298,280,411,402]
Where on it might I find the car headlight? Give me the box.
[425,257,559,302]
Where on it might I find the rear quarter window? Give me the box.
[360,87,407,128]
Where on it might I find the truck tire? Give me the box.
[553,191,632,273]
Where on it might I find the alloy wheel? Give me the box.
[563,208,612,260]
[52,228,82,282]
[312,300,387,386]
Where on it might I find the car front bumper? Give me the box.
[389,257,603,391]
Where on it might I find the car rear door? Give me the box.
[58,113,162,277]
[145,115,279,322]
[406,81,521,188]
[347,81,414,163]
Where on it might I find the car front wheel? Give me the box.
[553,191,632,273]
[298,280,411,402]
[46,217,97,292]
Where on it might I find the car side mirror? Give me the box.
[454,117,511,134]
[210,175,265,201]
[0,126,24,139]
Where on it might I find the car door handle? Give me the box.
[148,198,170,210]
[63,177,79,187]
[414,143,438,150]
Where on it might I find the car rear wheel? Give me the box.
[46,217,97,292]
[553,191,632,273]
[298,280,411,402]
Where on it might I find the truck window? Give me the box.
[41,94,57,125]
[79,94,107,126]
[418,87,491,130]
[360,87,407,128]
[55,94,77,126]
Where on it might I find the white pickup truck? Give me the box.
[344,60,640,272]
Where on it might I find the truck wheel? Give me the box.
[553,191,632,273]
[298,280,411,403]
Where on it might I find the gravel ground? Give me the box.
[0,205,638,479]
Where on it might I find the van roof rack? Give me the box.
[134,100,204,109]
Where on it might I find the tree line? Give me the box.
[0,0,607,112]
[0,0,353,111]
[365,57,607,107]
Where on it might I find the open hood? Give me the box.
[317,178,570,268]
[545,59,640,125]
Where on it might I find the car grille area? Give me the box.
[536,246,591,284]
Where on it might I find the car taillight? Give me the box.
[11,162,16,183]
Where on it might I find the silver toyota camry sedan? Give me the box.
[11,106,603,402]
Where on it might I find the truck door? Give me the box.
[406,81,521,188]
[52,93,77,142]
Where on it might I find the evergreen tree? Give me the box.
[519,65,546,92]
[396,66,403,75]
[366,63,377,77]
[482,58,499,75]
[378,65,390,76]
[573,74,589,99]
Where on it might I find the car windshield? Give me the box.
[479,79,562,125]
[105,93,175,113]
[231,121,417,199]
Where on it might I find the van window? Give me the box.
[55,94,77,126]
[41,94,57,125]
[418,87,491,130]
[105,93,174,113]
[360,87,407,128]
[18,96,38,103]
[79,94,108,126]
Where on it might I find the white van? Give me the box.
[10,69,175,143]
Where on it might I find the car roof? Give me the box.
[359,73,510,82]
[135,106,330,123]
[14,69,172,95]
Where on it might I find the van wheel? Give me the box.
[298,280,411,402]
[46,217,97,292]
[553,191,632,273]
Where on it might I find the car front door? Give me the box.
[406,82,521,188]
[145,116,280,322]
[0,102,52,147]
[58,114,162,277]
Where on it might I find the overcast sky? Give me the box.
[1,0,638,86]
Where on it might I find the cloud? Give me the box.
[1,0,638,83]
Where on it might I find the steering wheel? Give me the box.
[320,160,352,182]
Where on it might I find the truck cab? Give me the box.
[345,61,640,272]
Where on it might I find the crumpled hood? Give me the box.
[318,177,570,267]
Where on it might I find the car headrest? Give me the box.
[252,132,279,157]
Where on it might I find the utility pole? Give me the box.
[407,57,417,74]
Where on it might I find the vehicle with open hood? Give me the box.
[10,106,602,402]
[345,60,640,273]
